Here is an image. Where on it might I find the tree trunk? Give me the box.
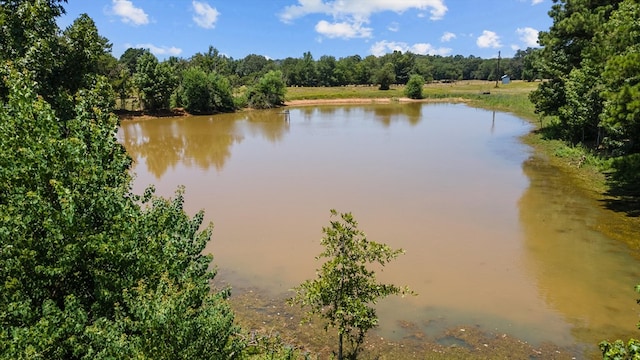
[338,332,343,360]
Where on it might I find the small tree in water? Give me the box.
[289,210,413,360]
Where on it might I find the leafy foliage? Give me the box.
[0,1,111,116]
[528,0,640,154]
[374,62,396,90]
[405,74,425,99]
[600,285,640,359]
[289,210,412,360]
[119,47,149,75]
[133,52,178,111]
[246,70,287,109]
[600,0,640,153]
[179,67,235,114]
[0,66,243,358]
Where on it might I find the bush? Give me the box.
[180,67,235,114]
[0,69,244,359]
[405,74,425,99]
[247,70,286,109]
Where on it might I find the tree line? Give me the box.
[102,45,540,113]
[530,0,640,156]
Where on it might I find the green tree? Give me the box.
[133,52,178,111]
[355,55,378,85]
[529,0,622,145]
[119,47,149,75]
[289,210,412,360]
[317,55,337,86]
[335,55,360,85]
[405,74,425,99]
[235,54,272,84]
[374,62,396,90]
[58,13,112,96]
[246,70,286,109]
[521,48,542,82]
[379,50,414,85]
[0,0,64,99]
[0,67,243,358]
[180,67,211,113]
[112,66,132,110]
[179,67,234,114]
[600,0,640,153]
[0,3,111,116]
[280,56,301,86]
[298,51,318,87]
[190,46,234,77]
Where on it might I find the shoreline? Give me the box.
[284,97,469,107]
[116,97,471,120]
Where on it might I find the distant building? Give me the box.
[501,75,511,84]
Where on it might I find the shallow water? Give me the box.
[119,103,640,350]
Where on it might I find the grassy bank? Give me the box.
[286,80,537,119]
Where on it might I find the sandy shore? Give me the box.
[118,97,471,120]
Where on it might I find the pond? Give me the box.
[119,103,639,352]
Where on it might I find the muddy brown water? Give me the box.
[119,103,639,352]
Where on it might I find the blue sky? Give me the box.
[58,0,553,61]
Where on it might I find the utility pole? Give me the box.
[495,50,501,88]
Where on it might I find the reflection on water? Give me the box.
[519,156,640,345]
[119,109,290,178]
[120,103,640,351]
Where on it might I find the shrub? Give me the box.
[405,74,425,99]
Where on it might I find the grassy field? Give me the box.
[286,80,538,121]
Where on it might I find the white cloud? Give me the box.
[440,31,456,42]
[280,0,447,39]
[476,30,502,48]
[192,1,220,29]
[111,0,149,25]
[532,0,544,4]
[388,22,400,32]
[315,20,372,39]
[370,40,451,56]
[516,27,539,47]
[281,0,447,22]
[370,41,407,56]
[134,43,183,56]
[411,43,452,55]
